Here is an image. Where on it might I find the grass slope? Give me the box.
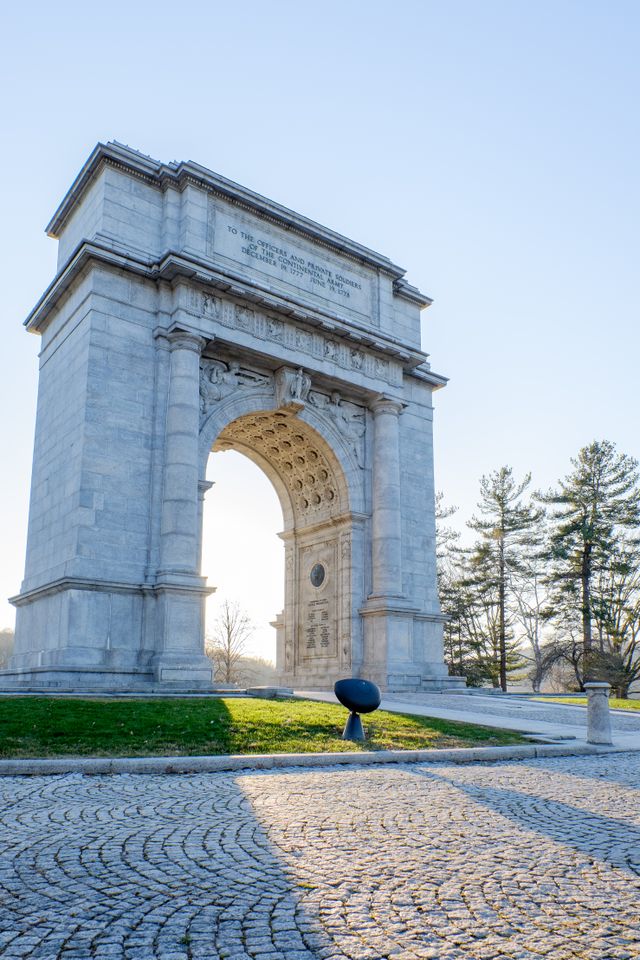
[535,696,640,711]
[0,696,524,758]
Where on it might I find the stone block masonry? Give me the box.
[6,140,464,693]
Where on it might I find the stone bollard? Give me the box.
[584,682,613,745]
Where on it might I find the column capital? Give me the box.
[198,479,215,499]
[154,326,207,354]
[370,395,405,417]
[167,329,206,354]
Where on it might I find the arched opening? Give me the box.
[202,449,284,670]
[199,400,358,688]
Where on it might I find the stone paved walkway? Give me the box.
[1,754,640,959]
[381,694,640,731]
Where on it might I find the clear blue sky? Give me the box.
[1,1,638,657]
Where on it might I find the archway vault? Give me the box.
[197,361,366,520]
[213,410,350,532]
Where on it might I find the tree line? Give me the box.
[437,440,640,695]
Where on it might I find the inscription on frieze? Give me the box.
[208,199,375,322]
[231,227,363,302]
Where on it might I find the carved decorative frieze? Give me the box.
[202,293,221,319]
[267,317,284,341]
[350,348,364,370]
[374,356,389,378]
[185,288,401,387]
[234,305,255,332]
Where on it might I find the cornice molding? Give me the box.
[393,278,433,308]
[24,240,436,375]
[406,364,448,390]
[11,574,213,607]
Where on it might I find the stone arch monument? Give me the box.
[7,142,463,692]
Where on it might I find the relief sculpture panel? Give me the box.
[199,360,271,422]
[308,390,366,468]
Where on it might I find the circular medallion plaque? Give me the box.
[310,563,325,588]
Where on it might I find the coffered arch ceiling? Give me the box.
[212,410,350,531]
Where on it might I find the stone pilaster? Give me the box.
[158,330,206,577]
[370,397,404,599]
[197,480,214,572]
[359,396,418,689]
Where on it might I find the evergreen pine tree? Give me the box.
[468,467,541,691]
[537,440,640,681]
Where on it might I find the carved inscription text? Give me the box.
[227,224,362,302]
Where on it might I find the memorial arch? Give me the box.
[6,141,464,692]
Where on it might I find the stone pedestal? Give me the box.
[585,682,613,745]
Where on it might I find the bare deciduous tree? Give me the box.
[0,629,14,670]
[206,601,253,684]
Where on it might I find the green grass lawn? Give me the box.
[534,696,640,711]
[0,696,525,758]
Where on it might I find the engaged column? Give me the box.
[370,397,404,599]
[159,330,205,577]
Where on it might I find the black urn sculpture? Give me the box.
[334,678,382,742]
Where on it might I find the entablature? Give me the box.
[24,240,447,391]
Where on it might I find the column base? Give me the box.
[359,598,467,693]
[154,576,214,687]
[0,666,154,692]
[151,654,213,687]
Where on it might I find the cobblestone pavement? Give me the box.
[2,753,640,959]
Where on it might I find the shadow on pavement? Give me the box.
[0,769,333,959]
[530,751,640,790]
[412,764,640,877]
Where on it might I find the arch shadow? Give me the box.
[411,765,640,877]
